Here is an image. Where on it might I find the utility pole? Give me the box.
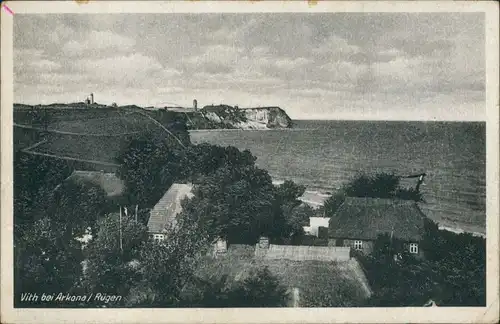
[119,206,123,254]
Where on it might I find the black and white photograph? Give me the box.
[1,1,499,323]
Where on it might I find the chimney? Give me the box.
[416,173,426,192]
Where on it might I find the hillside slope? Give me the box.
[14,102,293,131]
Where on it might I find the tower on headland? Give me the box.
[85,93,95,105]
[193,99,198,111]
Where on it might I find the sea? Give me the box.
[190,120,486,236]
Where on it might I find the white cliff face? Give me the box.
[245,109,269,123]
[204,112,223,123]
[199,105,292,130]
[241,107,292,129]
[235,120,269,130]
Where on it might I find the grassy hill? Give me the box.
[13,103,191,172]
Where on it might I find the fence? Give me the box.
[255,244,351,262]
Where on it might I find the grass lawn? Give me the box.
[48,115,157,135]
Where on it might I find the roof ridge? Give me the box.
[344,196,416,203]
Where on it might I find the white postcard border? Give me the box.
[1,1,499,323]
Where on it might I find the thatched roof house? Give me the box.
[328,197,427,255]
[147,183,193,241]
[64,170,126,199]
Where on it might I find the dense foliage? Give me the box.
[48,179,108,238]
[116,131,189,208]
[359,219,486,307]
[181,266,289,307]
[83,214,149,305]
[14,216,84,307]
[14,152,72,234]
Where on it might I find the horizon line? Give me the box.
[13,102,486,123]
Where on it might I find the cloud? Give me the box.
[273,57,313,71]
[184,44,244,67]
[14,13,485,120]
[68,53,182,89]
[48,24,75,44]
[62,30,136,56]
[30,59,62,72]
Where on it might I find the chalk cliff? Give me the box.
[199,105,292,130]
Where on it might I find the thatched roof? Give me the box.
[329,197,427,242]
[147,183,193,233]
[64,170,126,198]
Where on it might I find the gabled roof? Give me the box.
[147,183,193,233]
[329,197,427,241]
[64,170,126,198]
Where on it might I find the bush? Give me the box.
[360,219,486,307]
[228,267,289,307]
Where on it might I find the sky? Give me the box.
[14,13,485,120]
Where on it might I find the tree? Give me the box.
[420,219,486,306]
[47,179,108,239]
[14,152,72,235]
[184,144,257,180]
[361,219,486,307]
[178,275,233,307]
[116,133,188,208]
[182,164,276,244]
[270,180,308,240]
[274,180,306,207]
[321,191,346,217]
[83,213,149,305]
[287,204,315,236]
[227,267,288,307]
[181,266,290,308]
[126,217,210,307]
[15,216,84,306]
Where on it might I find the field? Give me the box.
[14,104,190,171]
[14,104,123,126]
[31,133,133,164]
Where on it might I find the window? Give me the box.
[153,234,165,242]
[409,243,418,254]
[353,240,363,250]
